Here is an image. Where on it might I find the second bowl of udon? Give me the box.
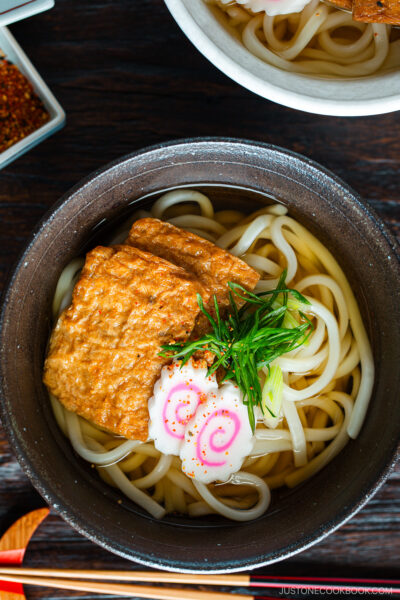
[164,0,400,116]
[0,138,399,571]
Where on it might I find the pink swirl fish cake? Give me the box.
[180,382,254,484]
[148,359,218,455]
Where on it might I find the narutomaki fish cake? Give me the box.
[43,244,208,441]
[127,218,260,334]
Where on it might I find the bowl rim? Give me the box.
[1,137,399,572]
[163,0,400,117]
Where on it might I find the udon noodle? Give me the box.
[208,0,400,76]
[49,189,374,522]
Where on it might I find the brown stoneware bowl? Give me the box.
[1,138,399,572]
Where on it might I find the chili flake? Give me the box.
[0,58,49,153]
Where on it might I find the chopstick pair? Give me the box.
[0,568,399,599]
[0,571,243,600]
[2,510,398,600]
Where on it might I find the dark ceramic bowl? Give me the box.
[1,139,400,572]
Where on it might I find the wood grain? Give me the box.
[0,509,49,600]
[0,509,49,554]
[0,0,399,596]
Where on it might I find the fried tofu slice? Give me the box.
[127,218,260,336]
[43,244,208,441]
[325,0,352,9]
[352,0,400,23]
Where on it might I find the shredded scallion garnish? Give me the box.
[262,364,284,422]
[159,270,313,432]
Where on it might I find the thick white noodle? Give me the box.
[62,413,165,518]
[52,258,84,320]
[50,394,67,436]
[282,298,340,401]
[243,253,281,276]
[168,215,227,236]
[151,190,214,219]
[65,410,142,466]
[294,317,326,359]
[131,455,173,489]
[255,278,280,291]
[212,0,393,77]
[229,214,273,256]
[166,468,200,499]
[251,438,293,456]
[285,392,353,487]
[296,274,349,340]
[87,439,166,519]
[270,216,298,283]
[255,419,342,443]
[276,345,328,374]
[277,216,374,437]
[193,472,271,521]
[282,397,307,466]
[335,340,360,379]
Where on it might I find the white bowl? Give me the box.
[0,27,65,170]
[164,0,400,116]
[0,0,54,27]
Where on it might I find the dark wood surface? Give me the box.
[0,0,399,595]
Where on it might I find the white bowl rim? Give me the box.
[164,0,400,117]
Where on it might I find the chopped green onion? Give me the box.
[282,310,300,330]
[261,365,283,421]
[287,297,309,312]
[159,269,313,431]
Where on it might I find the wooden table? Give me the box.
[0,0,399,593]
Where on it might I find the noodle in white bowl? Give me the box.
[48,189,374,522]
[207,0,400,76]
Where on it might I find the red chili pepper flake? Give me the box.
[0,59,50,153]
